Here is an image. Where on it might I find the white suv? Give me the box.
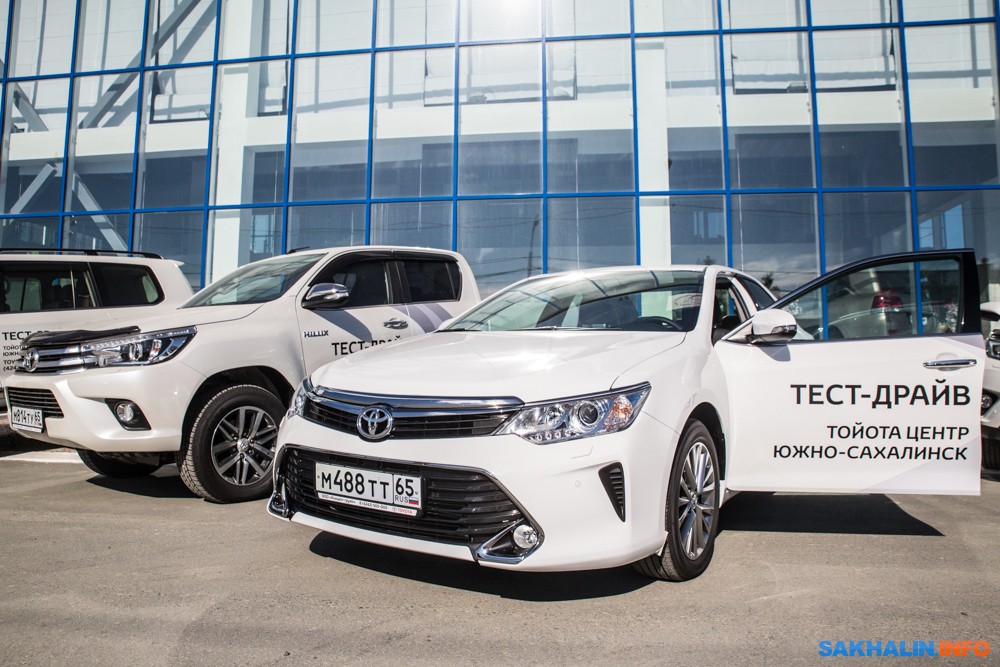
[0,250,193,410]
[5,246,479,503]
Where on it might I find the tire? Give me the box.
[78,450,162,478]
[634,419,720,581]
[179,384,285,503]
[983,437,1000,471]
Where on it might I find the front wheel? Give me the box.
[179,384,285,503]
[634,419,720,581]
[78,450,162,478]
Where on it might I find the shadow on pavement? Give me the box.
[719,492,942,536]
[308,533,653,601]
[86,468,197,500]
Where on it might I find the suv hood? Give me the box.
[311,330,686,402]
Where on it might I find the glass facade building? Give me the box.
[2,0,1000,297]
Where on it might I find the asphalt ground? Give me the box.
[0,432,998,667]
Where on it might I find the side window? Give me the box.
[400,259,461,303]
[736,276,776,309]
[0,263,95,312]
[780,258,964,340]
[713,280,750,343]
[326,259,391,308]
[91,264,164,307]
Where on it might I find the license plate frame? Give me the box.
[10,405,43,433]
[314,462,422,517]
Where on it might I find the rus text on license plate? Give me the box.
[314,462,422,516]
[10,406,43,433]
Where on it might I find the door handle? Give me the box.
[923,358,977,369]
[383,318,409,330]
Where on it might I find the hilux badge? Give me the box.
[357,406,393,441]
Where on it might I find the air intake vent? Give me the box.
[598,463,626,522]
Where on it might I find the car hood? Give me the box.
[311,330,686,402]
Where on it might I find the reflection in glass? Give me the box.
[0,217,60,249]
[811,0,895,25]
[639,196,726,266]
[903,0,992,21]
[286,204,366,250]
[459,43,541,194]
[823,192,910,270]
[77,0,145,71]
[377,0,455,47]
[907,25,1000,187]
[636,35,723,191]
[10,0,75,76]
[220,0,291,59]
[1,78,70,214]
[460,0,540,42]
[372,49,453,198]
[723,0,805,29]
[146,0,216,66]
[458,198,542,294]
[291,55,371,201]
[297,0,372,53]
[814,29,905,187]
[633,0,718,32]
[726,33,814,189]
[63,213,131,251]
[208,207,283,282]
[546,0,628,37]
[370,201,451,249]
[731,194,817,295]
[547,39,633,193]
[917,190,1000,301]
[134,211,204,288]
[547,197,635,272]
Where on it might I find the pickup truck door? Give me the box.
[716,250,983,495]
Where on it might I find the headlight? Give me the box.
[81,327,197,367]
[497,384,650,445]
[988,334,1000,359]
[288,379,311,419]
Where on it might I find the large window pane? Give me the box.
[297,0,372,53]
[1,78,70,214]
[137,67,212,208]
[208,207,282,282]
[134,211,204,288]
[731,194,817,295]
[546,0,628,37]
[10,0,75,76]
[917,190,1000,302]
[0,217,60,249]
[376,0,455,47]
[723,0,806,29]
[458,198,541,295]
[726,33,814,189]
[823,192,911,270]
[370,201,451,249]
[146,0,216,66]
[66,73,140,213]
[286,203,366,250]
[458,43,541,194]
[371,49,453,198]
[460,0,540,42]
[547,39,633,193]
[636,35,723,191]
[212,63,288,206]
[903,0,992,21]
[63,213,131,251]
[639,195,726,266]
[547,196,635,272]
[815,29,906,187]
[634,0,718,32]
[77,0,145,71]
[811,0,895,25]
[221,0,291,59]
[291,55,370,202]
[907,24,1000,187]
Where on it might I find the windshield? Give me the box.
[183,253,323,307]
[448,270,704,332]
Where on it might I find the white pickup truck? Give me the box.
[5,246,479,503]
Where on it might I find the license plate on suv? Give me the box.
[10,406,43,433]
[315,462,422,516]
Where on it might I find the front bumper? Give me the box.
[269,412,679,573]
[2,364,203,452]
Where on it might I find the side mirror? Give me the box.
[748,309,798,345]
[302,283,349,310]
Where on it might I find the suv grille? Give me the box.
[6,388,64,417]
[281,447,523,546]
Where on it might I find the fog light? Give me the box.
[983,393,995,412]
[116,401,137,424]
[105,399,150,430]
[512,524,539,550]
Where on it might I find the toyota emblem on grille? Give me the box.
[357,405,393,441]
[21,348,39,373]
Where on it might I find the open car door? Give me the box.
[717,249,983,495]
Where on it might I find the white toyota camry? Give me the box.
[269,250,984,581]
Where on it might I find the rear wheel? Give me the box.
[179,384,284,503]
[634,419,720,581]
[78,450,162,478]
[983,437,1000,471]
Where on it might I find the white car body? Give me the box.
[979,302,1000,471]
[4,246,479,502]
[269,250,983,580]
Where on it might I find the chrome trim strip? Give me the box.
[308,384,523,415]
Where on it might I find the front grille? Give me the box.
[281,447,523,546]
[303,396,517,439]
[15,345,89,374]
[6,387,64,418]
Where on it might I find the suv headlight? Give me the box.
[81,327,197,367]
[288,379,311,419]
[988,333,1000,359]
[497,383,650,445]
